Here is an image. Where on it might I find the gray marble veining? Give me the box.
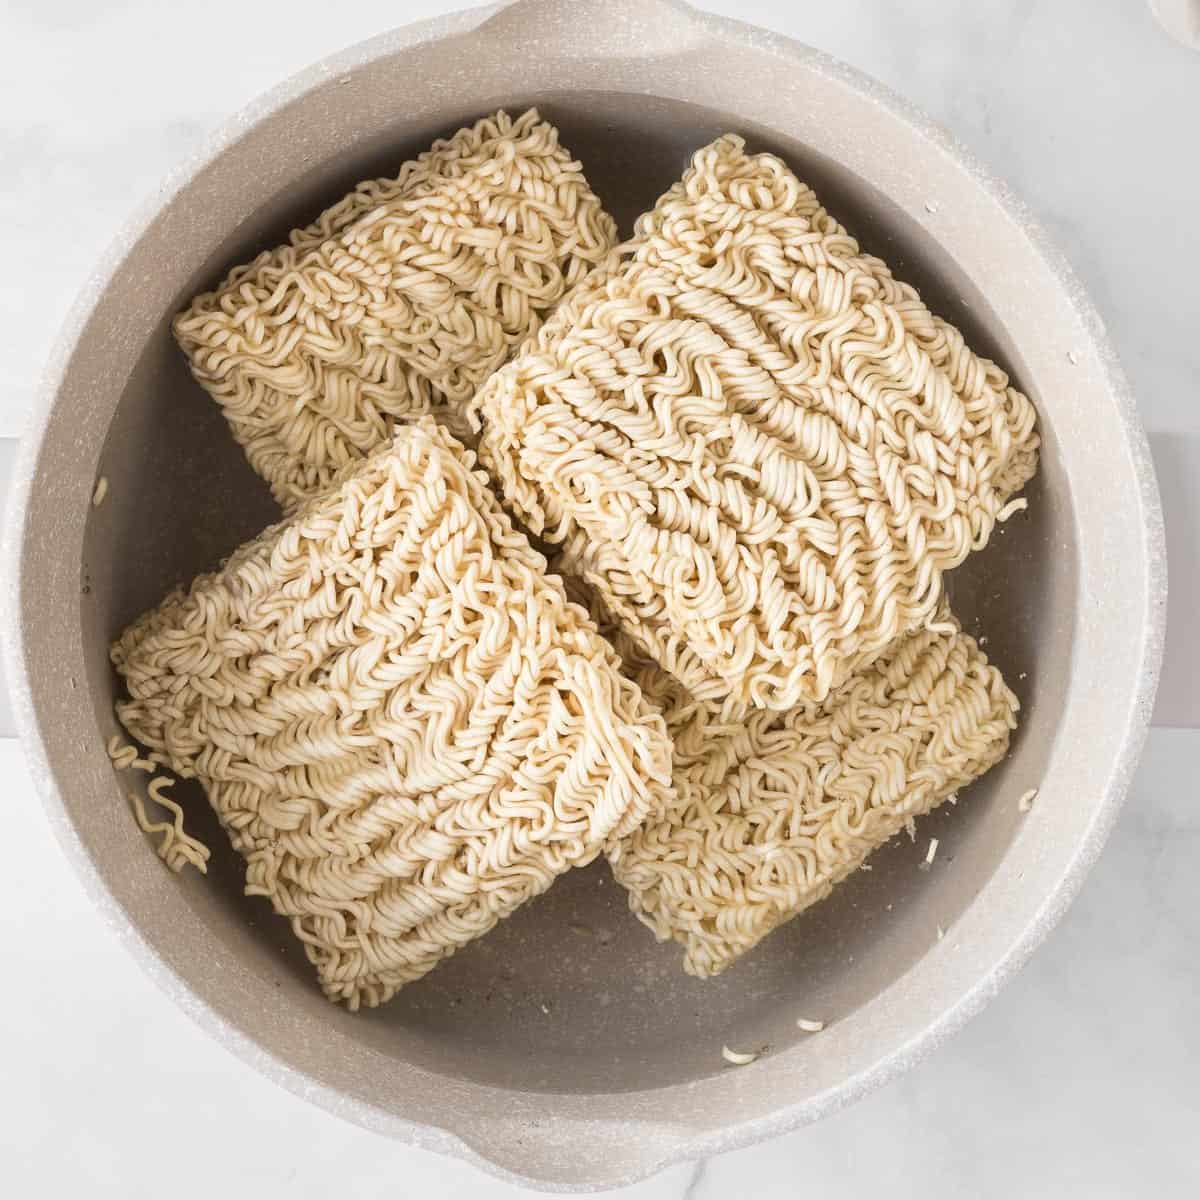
[0,0,1196,1193]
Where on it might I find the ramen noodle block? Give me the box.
[469,135,1038,711]
[112,421,673,1009]
[175,109,618,510]
[607,612,1018,976]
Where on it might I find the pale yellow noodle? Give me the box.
[606,610,1018,976]
[175,109,618,510]
[111,420,674,1009]
[108,736,211,873]
[469,135,1039,711]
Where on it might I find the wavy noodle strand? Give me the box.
[604,606,1018,976]
[175,109,618,510]
[469,135,1039,711]
[111,420,674,1008]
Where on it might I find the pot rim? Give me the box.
[2,0,1166,1190]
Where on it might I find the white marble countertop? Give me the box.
[1,0,1197,1195]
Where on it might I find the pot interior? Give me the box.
[79,89,1073,1094]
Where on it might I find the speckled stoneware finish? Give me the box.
[3,0,1165,1190]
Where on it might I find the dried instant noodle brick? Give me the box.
[175,109,618,510]
[470,135,1039,711]
[111,420,673,1009]
[607,612,1018,977]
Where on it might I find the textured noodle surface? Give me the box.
[470,135,1039,710]
[111,421,673,1009]
[175,109,618,510]
[607,612,1018,977]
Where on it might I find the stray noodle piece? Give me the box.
[108,736,211,875]
[921,837,940,870]
[1018,788,1039,813]
[796,1018,825,1033]
[470,135,1038,710]
[175,110,617,510]
[722,1045,760,1066]
[608,612,1018,977]
[107,735,147,772]
[91,476,108,507]
[111,421,673,1009]
[127,786,211,875]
